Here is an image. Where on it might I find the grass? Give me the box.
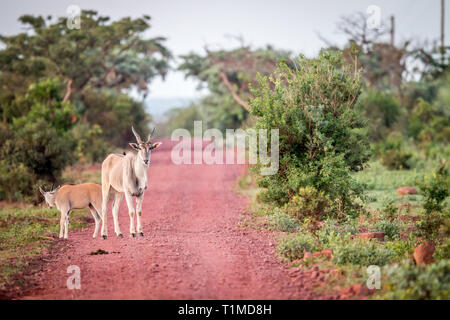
[0,164,101,297]
[353,160,440,210]
[239,156,449,299]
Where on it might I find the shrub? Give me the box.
[380,149,412,170]
[268,209,300,232]
[277,233,319,261]
[380,259,450,299]
[0,160,34,202]
[250,51,370,215]
[71,123,110,163]
[317,218,358,247]
[377,131,413,170]
[435,239,450,260]
[415,162,449,241]
[370,220,400,240]
[284,187,331,222]
[332,239,395,266]
[385,240,415,259]
[357,89,402,141]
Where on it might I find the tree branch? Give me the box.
[218,71,250,111]
[63,79,73,102]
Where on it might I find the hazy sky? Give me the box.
[0,0,448,98]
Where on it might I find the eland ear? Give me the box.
[39,186,45,195]
[151,142,162,150]
[129,143,140,150]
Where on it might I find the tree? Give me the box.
[0,10,171,118]
[250,51,370,217]
[179,45,292,129]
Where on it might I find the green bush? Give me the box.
[268,208,300,232]
[377,131,413,170]
[380,259,450,299]
[380,149,412,170]
[284,187,332,222]
[250,51,370,215]
[317,218,357,247]
[277,233,319,261]
[332,238,395,266]
[0,160,34,202]
[415,162,449,240]
[370,220,400,240]
[71,123,110,163]
[435,239,450,260]
[357,89,402,141]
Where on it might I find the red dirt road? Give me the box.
[21,139,329,300]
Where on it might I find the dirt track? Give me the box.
[21,139,330,300]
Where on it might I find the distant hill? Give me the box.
[145,97,196,122]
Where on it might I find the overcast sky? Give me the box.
[0,0,448,98]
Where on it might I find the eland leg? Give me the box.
[136,194,144,237]
[124,193,136,237]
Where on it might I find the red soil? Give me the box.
[20,139,332,300]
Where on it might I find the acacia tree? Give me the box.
[178,45,292,130]
[0,10,171,110]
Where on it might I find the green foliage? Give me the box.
[357,89,402,141]
[277,232,319,261]
[160,104,204,136]
[0,161,34,202]
[267,208,300,232]
[284,187,332,222]
[415,162,449,241]
[250,51,370,215]
[71,123,110,163]
[370,220,400,240]
[380,260,450,299]
[380,149,412,170]
[408,97,450,144]
[0,10,170,109]
[435,239,450,260]
[0,205,91,296]
[378,132,413,170]
[179,45,292,130]
[332,238,395,266]
[81,89,151,148]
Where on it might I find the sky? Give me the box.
[0,0,448,99]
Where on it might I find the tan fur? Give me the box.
[41,183,103,239]
[100,127,162,239]
[55,183,102,210]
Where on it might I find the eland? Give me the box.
[100,126,162,239]
[39,183,103,239]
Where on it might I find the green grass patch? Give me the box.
[0,204,91,294]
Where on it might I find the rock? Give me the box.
[339,283,370,298]
[321,249,333,260]
[397,186,417,196]
[288,259,302,267]
[303,252,313,260]
[357,232,385,241]
[413,241,435,266]
[313,249,333,260]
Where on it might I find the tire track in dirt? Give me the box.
[20,139,330,299]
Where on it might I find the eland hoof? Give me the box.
[102,235,107,240]
[139,232,144,237]
[118,233,123,239]
[131,233,136,238]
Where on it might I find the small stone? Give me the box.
[357,232,385,241]
[413,241,435,266]
[397,186,417,196]
[303,252,313,260]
